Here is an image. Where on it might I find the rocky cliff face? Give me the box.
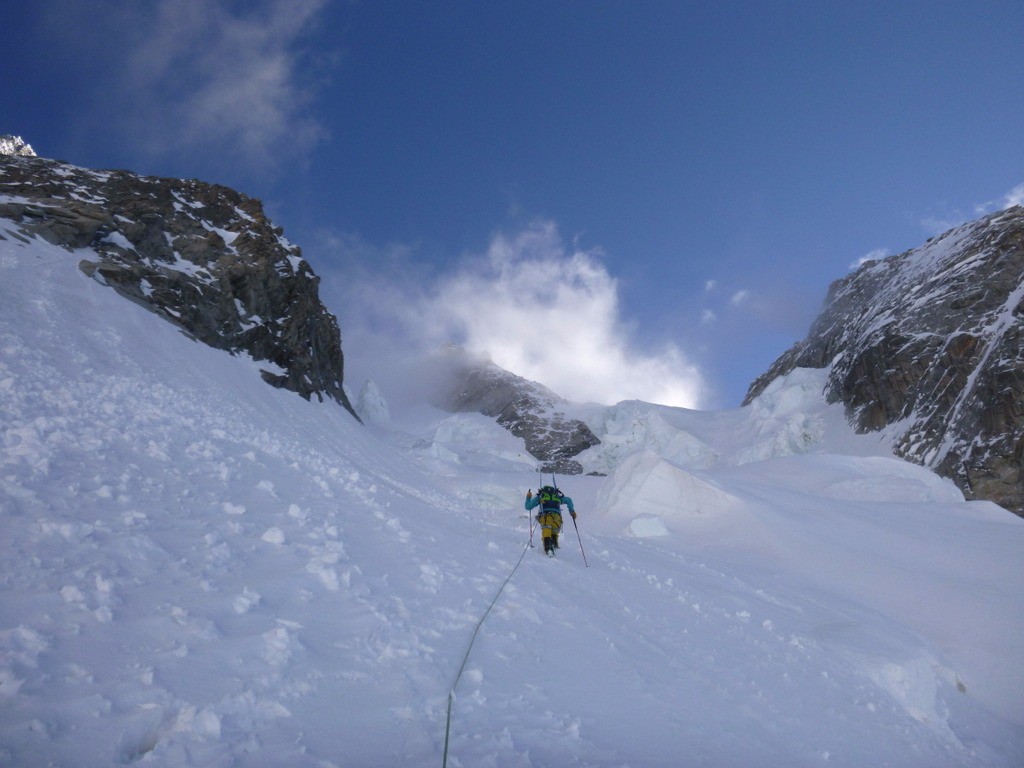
[0,152,358,419]
[746,206,1024,515]
[431,348,600,475]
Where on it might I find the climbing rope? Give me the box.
[441,538,530,767]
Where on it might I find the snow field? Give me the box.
[2,229,1024,766]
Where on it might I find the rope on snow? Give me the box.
[441,537,530,767]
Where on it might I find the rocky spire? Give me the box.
[746,206,1024,515]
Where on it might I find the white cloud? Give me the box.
[427,222,706,408]
[729,290,751,307]
[322,221,707,409]
[65,0,328,170]
[700,309,717,326]
[920,215,962,237]
[1003,184,1024,208]
[704,279,718,293]
[849,248,889,270]
[970,182,1024,218]
[919,183,1023,237]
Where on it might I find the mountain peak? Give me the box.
[0,134,36,157]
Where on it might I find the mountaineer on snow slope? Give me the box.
[525,485,576,555]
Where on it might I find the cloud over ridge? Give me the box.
[329,221,707,409]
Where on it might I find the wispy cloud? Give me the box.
[849,248,889,270]
[58,0,329,172]
[729,290,751,307]
[998,183,1024,209]
[321,221,707,409]
[920,215,962,237]
[936,182,1024,229]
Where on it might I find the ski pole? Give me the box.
[571,513,588,567]
[528,492,535,548]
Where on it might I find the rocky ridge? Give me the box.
[746,206,1024,515]
[432,348,601,474]
[0,151,358,419]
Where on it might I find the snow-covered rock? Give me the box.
[0,152,358,418]
[430,346,600,474]
[0,134,35,157]
[355,379,391,425]
[747,206,1024,515]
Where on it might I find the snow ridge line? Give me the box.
[441,538,531,768]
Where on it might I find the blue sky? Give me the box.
[4,0,1023,408]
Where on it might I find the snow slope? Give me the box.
[2,225,1024,767]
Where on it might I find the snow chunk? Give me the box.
[597,449,738,529]
[356,379,391,426]
[261,527,286,545]
[579,400,717,473]
[628,514,669,538]
[737,368,830,464]
[853,655,961,743]
[233,588,261,614]
[262,626,295,665]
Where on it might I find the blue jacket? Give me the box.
[525,487,574,514]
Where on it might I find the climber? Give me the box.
[525,485,575,555]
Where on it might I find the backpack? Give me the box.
[538,485,562,512]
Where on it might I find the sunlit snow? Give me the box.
[1,228,1023,767]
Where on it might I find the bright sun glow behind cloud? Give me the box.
[420,222,706,408]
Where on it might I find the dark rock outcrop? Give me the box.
[746,206,1024,515]
[0,153,358,419]
[431,348,600,474]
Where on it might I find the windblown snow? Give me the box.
[2,224,1023,767]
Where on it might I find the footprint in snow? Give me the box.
[261,527,286,545]
[306,558,340,591]
[262,624,300,666]
[233,588,261,614]
[418,563,443,593]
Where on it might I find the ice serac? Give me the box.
[745,206,1024,515]
[432,348,600,474]
[0,152,358,419]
